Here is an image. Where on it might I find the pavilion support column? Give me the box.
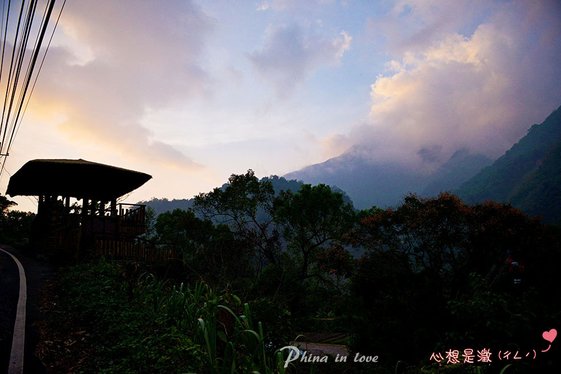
[100,200,106,234]
[82,198,89,217]
[38,195,45,215]
[99,200,105,216]
[110,199,117,217]
[64,196,70,214]
[90,199,96,216]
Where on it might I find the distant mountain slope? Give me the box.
[138,197,194,216]
[457,105,561,223]
[285,152,428,209]
[285,148,492,210]
[509,141,561,222]
[422,149,492,196]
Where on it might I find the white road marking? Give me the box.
[0,247,27,374]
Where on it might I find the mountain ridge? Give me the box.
[456,105,561,223]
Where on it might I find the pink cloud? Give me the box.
[353,0,561,168]
[28,0,213,170]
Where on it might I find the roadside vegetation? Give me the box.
[0,194,34,247]
[37,260,289,373]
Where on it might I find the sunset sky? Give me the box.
[2,0,561,212]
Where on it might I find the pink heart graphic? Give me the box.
[542,329,557,343]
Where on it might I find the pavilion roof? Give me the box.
[6,159,152,200]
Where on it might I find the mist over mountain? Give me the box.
[457,105,561,224]
[285,152,425,209]
[286,106,561,215]
[285,147,492,209]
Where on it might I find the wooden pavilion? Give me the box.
[6,159,152,259]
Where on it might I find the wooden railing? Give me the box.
[117,203,146,237]
[34,200,150,259]
[95,239,180,263]
[119,203,145,223]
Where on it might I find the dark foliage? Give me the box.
[350,193,561,371]
[0,194,35,246]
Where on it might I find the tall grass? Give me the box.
[45,260,287,373]
[198,302,286,373]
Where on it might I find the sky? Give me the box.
[2,0,561,212]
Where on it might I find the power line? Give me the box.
[8,0,55,152]
[0,0,11,87]
[13,0,66,154]
[0,0,66,185]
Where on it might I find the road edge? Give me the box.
[0,247,27,374]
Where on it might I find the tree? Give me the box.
[155,209,211,250]
[354,193,473,285]
[0,194,16,213]
[273,184,355,281]
[0,194,34,246]
[350,193,561,368]
[193,170,280,267]
[155,209,252,287]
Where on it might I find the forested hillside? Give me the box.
[457,105,561,223]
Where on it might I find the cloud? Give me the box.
[369,0,500,55]
[249,23,351,96]
[350,0,561,168]
[29,0,213,170]
[256,0,338,12]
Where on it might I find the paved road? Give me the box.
[0,246,52,374]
